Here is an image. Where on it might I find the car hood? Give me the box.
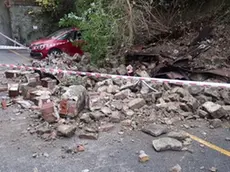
[30,38,55,46]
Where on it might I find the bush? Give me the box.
[59,1,119,64]
[36,0,76,24]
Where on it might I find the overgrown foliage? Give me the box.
[36,0,76,24]
[59,1,121,64]
[58,0,189,63]
[38,0,229,65]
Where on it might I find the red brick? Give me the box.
[21,85,36,100]
[5,70,21,78]
[41,78,56,90]
[59,100,68,115]
[27,73,41,87]
[8,84,19,98]
[0,86,8,92]
[1,100,7,110]
[59,100,79,117]
[76,145,85,152]
[41,102,57,123]
[32,96,50,106]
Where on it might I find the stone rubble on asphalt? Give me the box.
[80,113,91,123]
[79,132,99,140]
[57,124,77,137]
[209,119,222,128]
[128,98,146,110]
[202,101,226,119]
[16,99,32,109]
[100,106,112,115]
[90,111,105,120]
[43,152,49,158]
[209,167,218,172]
[114,89,131,100]
[99,123,115,132]
[2,65,230,159]
[82,169,90,172]
[225,137,230,141]
[170,164,182,172]
[142,124,168,137]
[167,131,189,141]
[110,111,121,123]
[152,137,183,152]
[139,150,150,163]
[121,119,132,127]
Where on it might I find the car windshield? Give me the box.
[46,28,71,39]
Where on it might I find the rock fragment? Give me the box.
[16,100,32,109]
[80,113,91,123]
[43,152,49,158]
[188,86,204,95]
[36,122,51,135]
[202,102,226,118]
[110,111,121,123]
[57,124,76,137]
[152,137,183,152]
[114,89,130,100]
[79,132,99,140]
[124,109,135,117]
[209,119,222,128]
[99,123,115,132]
[121,119,132,126]
[101,107,112,115]
[225,137,230,141]
[82,169,89,172]
[128,98,146,110]
[90,111,105,120]
[77,145,85,152]
[139,150,149,163]
[167,131,189,141]
[172,87,189,97]
[107,85,119,94]
[142,124,168,137]
[198,109,209,118]
[204,88,219,99]
[170,164,182,172]
[209,167,217,172]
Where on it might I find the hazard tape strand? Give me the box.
[0,63,230,89]
[0,45,29,50]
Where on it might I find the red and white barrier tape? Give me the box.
[0,45,29,50]
[0,63,230,89]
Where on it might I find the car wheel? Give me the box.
[48,48,62,57]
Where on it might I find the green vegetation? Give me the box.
[36,0,230,65]
[59,1,119,64]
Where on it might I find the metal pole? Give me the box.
[0,31,27,48]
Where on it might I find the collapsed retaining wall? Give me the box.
[9,5,49,45]
[0,1,49,46]
[0,1,12,45]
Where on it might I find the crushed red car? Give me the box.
[29,27,84,58]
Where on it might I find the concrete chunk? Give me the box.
[128,98,146,110]
[152,137,183,152]
[202,102,226,118]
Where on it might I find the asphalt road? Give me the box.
[0,49,229,172]
[0,106,229,172]
[0,49,31,65]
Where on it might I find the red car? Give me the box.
[29,27,84,58]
